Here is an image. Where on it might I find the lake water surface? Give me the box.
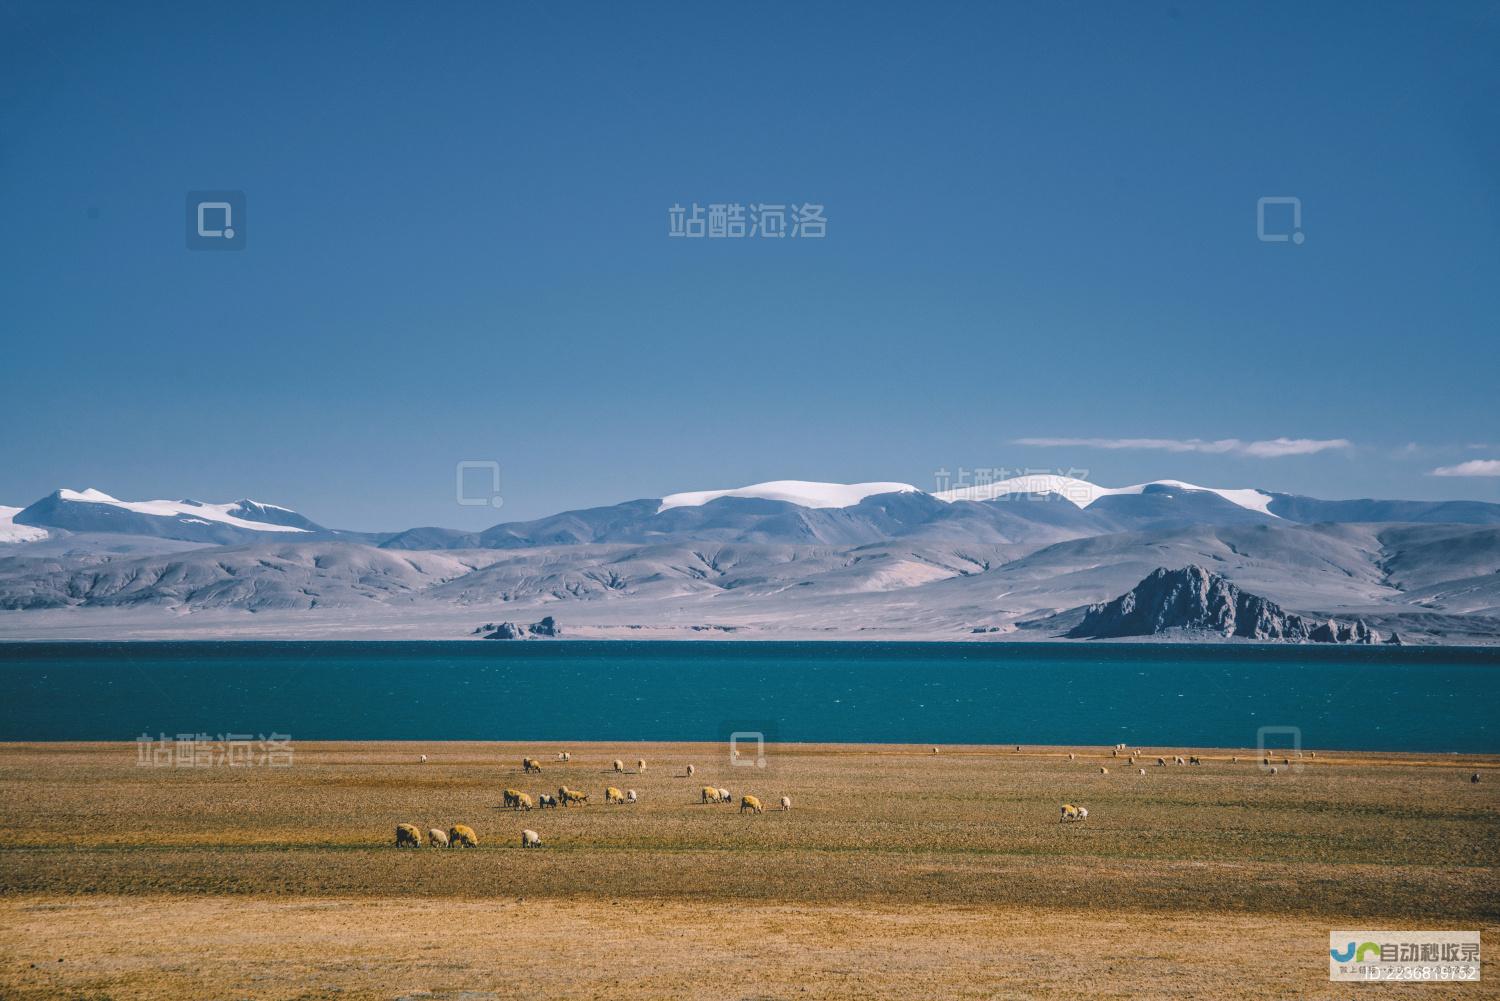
[1,641,1497,752]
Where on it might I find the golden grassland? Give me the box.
[1,741,1497,999]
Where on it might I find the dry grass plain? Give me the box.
[1,741,1497,999]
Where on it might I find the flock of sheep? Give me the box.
[394,742,1420,849]
[393,753,791,850]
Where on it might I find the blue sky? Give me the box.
[2,1,1497,530]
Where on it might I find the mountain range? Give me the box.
[1,477,1497,643]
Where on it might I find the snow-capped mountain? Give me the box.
[0,506,50,544]
[932,474,1278,517]
[11,488,324,545]
[7,477,1500,553]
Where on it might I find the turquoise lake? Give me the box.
[1,641,1497,751]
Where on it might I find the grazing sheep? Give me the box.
[537,793,557,809]
[1472,773,1481,783]
[521,828,541,848]
[613,759,624,773]
[780,795,791,811]
[1269,767,1278,775]
[1069,753,1076,761]
[559,786,589,806]
[701,786,722,804]
[1138,768,1146,775]
[1261,757,1270,766]
[503,789,523,810]
[448,824,478,848]
[605,786,625,804]
[1189,756,1201,765]
[1156,758,1166,767]
[1231,756,1239,764]
[626,789,637,803]
[740,795,764,814]
[515,792,533,811]
[523,758,542,774]
[1099,766,1109,774]
[637,759,647,773]
[717,788,731,804]
[931,746,940,754]
[1283,757,1290,765]
[1059,804,1086,823]
[1127,757,1135,765]
[420,754,428,763]
[686,764,696,777]
[395,823,422,848]
[427,828,448,848]
[1174,756,1185,765]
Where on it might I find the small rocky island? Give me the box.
[1067,565,1380,643]
[475,615,561,640]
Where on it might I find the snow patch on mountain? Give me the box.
[658,480,921,512]
[56,489,310,532]
[0,506,49,543]
[933,475,1278,517]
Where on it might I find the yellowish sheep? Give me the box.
[739,795,764,814]
[605,786,625,804]
[523,757,543,773]
[701,786,722,804]
[395,823,422,848]
[559,786,589,806]
[448,824,478,847]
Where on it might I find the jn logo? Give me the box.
[1331,942,1381,963]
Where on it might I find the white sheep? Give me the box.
[1138,768,1146,775]
[613,759,624,773]
[637,758,646,773]
[780,795,791,811]
[1099,766,1109,774]
[626,789,637,803]
[420,754,428,763]
[427,827,448,848]
[717,787,731,803]
[521,828,541,848]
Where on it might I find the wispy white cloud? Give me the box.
[1430,459,1500,477]
[1012,436,1352,458]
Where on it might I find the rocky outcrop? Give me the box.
[476,616,560,639]
[1067,565,1378,643]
